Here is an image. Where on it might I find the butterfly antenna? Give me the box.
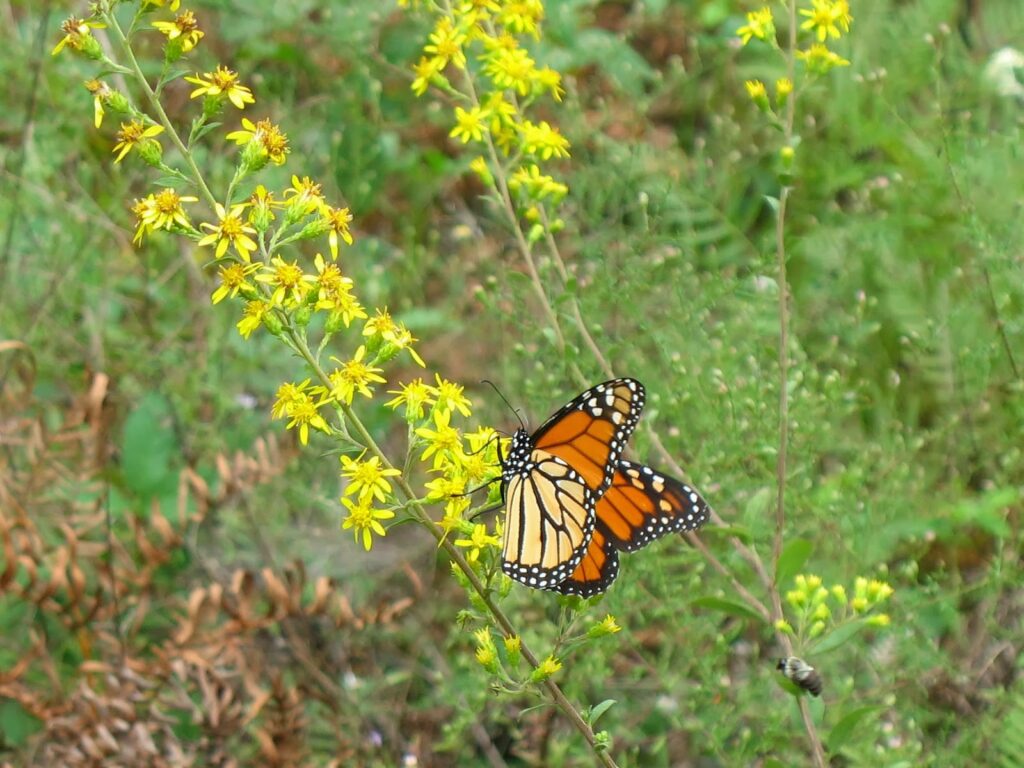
[481,379,526,431]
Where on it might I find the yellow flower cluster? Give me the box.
[738,1,852,112]
[407,0,570,216]
[778,572,894,643]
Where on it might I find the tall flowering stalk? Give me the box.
[54,1,619,764]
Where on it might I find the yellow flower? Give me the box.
[152,10,204,53]
[225,117,289,165]
[530,655,562,682]
[185,66,255,109]
[482,92,517,133]
[518,120,570,160]
[84,79,114,128]
[509,164,568,201]
[411,56,445,96]
[340,454,401,503]
[424,474,467,502]
[327,346,386,404]
[775,77,794,107]
[341,497,395,551]
[796,43,850,74]
[745,79,768,108]
[454,523,500,563]
[484,46,536,95]
[474,627,498,671]
[386,378,437,420]
[736,7,774,45]
[236,299,270,338]
[415,408,462,470]
[424,16,467,69]
[211,262,259,304]
[142,0,181,10]
[433,374,472,417]
[799,0,850,42]
[255,256,314,306]
[272,380,312,419]
[112,120,164,163]
[198,203,259,260]
[499,0,544,37]
[321,205,354,259]
[450,106,489,144]
[52,16,106,57]
[587,614,622,638]
[139,188,198,231]
[531,66,564,101]
[282,388,330,446]
[283,175,325,219]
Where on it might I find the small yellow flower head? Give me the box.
[386,378,437,421]
[775,77,794,107]
[515,120,570,160]
[256,256,315,307]
[803,575,823,592]
[433,374,472,417]
[341,497,395,551]
[153,10,204,59]
[588,614,622,639]
[185,66,255,113]
[424,16,468,69]
[112,120,164,164]
[469,156,493,186]
[424,473,467,503]
[340,454,401,503]
[498,0,544,37]
[530,655,562,683]
[485,46,537,95]
[211,262,260,305]
[831,584,847,605]
[285,392,330,445]
[141,0,181,11]
[455,523,500,563]
[868,579,894,603]
[226,117,290,171]
[474,627,499,672]
[509,165,568,202]
[774,619,794,636]
[785,589,805,609]
[503,635,522,668]
[531,66,565,101]
[84,79,127,129]
[796,43,850,75]
[140,188,198,232]
[809,620,826,638]
[744,79,769,110]
[416,408,463,470]
[327,346,386,404]
[321,205,354,260]
[237,299,271,338]
[812,602,831,622]
[198,203,259,260]
[248,185,280,232]
[736,7,774,46]
[53,16,105,58]
[283,175,325,223]
[272,379,312,419]
[411,56,446,96]
[799,0,852,43]
[866,613,891,628]
[450,106,489,144]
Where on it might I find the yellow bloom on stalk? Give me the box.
[248,185,280,231]
[198,203,259,260]
[587,614,622,638]
[498,0,544,37]
[736,7,774,45]
[796,43,850,74]
[432,374,472,418]
[327,346,386,404]
[142,0,181,10]
[84,79,113,128]
[411,56,445,96]
[518,120,570,160]
[509,165,568,201]
[455,523,500,563]
[482,92,517,133]
[52,16,106,56]
[341,497,395,551]
[531,66,564,101]
[416,408,463,470]
[211,261,259,304]
[775,77,794,107]
[424,16,468,69]
[321,205,354,259]
[799,0,851,42]
[484,47,536,95]
[386,378,437,420]
[112,120,164,163]
[272,380,312,419]
[255,256,315,306]
[363,308,426,367]
[340,454,401,503]
[185,66,255,109]
[226,117,289,165]
[424,473,467,503]
[474,627,498,671]
[236,299,271,338]
[282,387,330,446]
[152,10,204,53]
[530,655,562,682]
[450,106,489,144]
[284,175,325,218]
[139,188,198,231]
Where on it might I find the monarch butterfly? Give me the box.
[777,657,823,697]
[499,378,710,595]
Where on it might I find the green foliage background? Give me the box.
[2,0,1023,765]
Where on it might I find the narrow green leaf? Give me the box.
[775,538,813,586]
[589,699,616,726]
[691,596,765,623]
[828,705,884,753]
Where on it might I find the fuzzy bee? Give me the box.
[776,657,823,697]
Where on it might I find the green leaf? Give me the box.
[589,699,616,726]
[811,620,866,655]
[775,538,813,587]
[828,705,884,753]
[0,698,41,746]
[691,596,766,624]
[120,392,179,500]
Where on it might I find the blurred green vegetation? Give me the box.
[2,0,1023,765]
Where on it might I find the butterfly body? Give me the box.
[499,378,709,596]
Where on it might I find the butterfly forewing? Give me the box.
[599,460,710,552]
[532,378,645,495]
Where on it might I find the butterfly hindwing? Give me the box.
[598,460,710,553]
[531,378,645,495]
[555,528,620,597]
